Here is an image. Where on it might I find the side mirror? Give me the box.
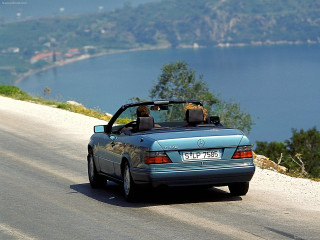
[94,125,105,133]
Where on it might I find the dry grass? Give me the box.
[253,152,287,173]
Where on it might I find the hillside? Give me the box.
[1,0,320,84]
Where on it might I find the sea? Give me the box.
[17,44,320,144]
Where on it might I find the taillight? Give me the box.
[145,152,172,164]
[232,145,253,159]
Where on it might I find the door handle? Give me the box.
[110,135,117,141]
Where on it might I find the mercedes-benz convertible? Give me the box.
[87,100,255,201]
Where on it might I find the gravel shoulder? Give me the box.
[1,95,319,212]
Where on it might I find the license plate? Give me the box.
[182,150,222,161]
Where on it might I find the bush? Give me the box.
[286,127,320,178]
[255,127,320,178]
[0,84,29,99]
[255,141,288,163]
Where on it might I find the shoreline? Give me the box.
[14,45,171,86]
[14,40,320,86]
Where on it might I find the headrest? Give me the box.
[186,108,204,124]
[137,116,154,131]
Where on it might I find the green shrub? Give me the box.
[0,84,29,99]
[286,127,320,178]
[255,141,288,162]
[256,127,320,179]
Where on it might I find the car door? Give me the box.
[108,134,127,178]
[98,133,117,176]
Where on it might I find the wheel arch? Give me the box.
[121,153,131,176]
[87,144,94,162]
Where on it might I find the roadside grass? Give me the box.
[0,84,112,122]
[56,102,112,122]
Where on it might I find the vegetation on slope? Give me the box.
[256,128,320,180]
[0,84,112,122]
[1,0,320,84]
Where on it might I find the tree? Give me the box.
[285,127,320,177]
[150,60,218,109]
[149,61,254,134]
[213,97,254,134]
[255,127,320,178]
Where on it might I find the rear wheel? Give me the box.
[228,182,249,196]
[88,152,106,188]
[123,161,137,202]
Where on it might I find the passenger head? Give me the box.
[136,105,150,118]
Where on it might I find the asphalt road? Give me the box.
[1,99,319,240]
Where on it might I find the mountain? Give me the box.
[1,0,320,84]
[101,0,320,47]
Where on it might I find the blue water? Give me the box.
[17,45,320,144]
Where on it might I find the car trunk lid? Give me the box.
[147,127,244,150]
[142,127,244,161]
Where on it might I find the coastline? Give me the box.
[14,45,171,86]
[14,40,319,86]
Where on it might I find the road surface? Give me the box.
[1,96,319,240]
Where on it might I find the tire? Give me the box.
[228,182,249,196]
[87,152,106,188]
[123,161,137,202]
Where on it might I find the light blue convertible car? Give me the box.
[87,100,255,201]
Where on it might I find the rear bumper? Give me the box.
[131,164,255,188]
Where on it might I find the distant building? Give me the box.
[83,46,96,54]
[30,52,61,64]
[7,47,20,53]
[65,48,80,58]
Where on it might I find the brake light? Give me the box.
[145,152,172,164]
[232,145,253,159]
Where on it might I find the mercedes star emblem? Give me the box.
[197,139,205,148]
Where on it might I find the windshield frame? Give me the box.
[106,100,202,134]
